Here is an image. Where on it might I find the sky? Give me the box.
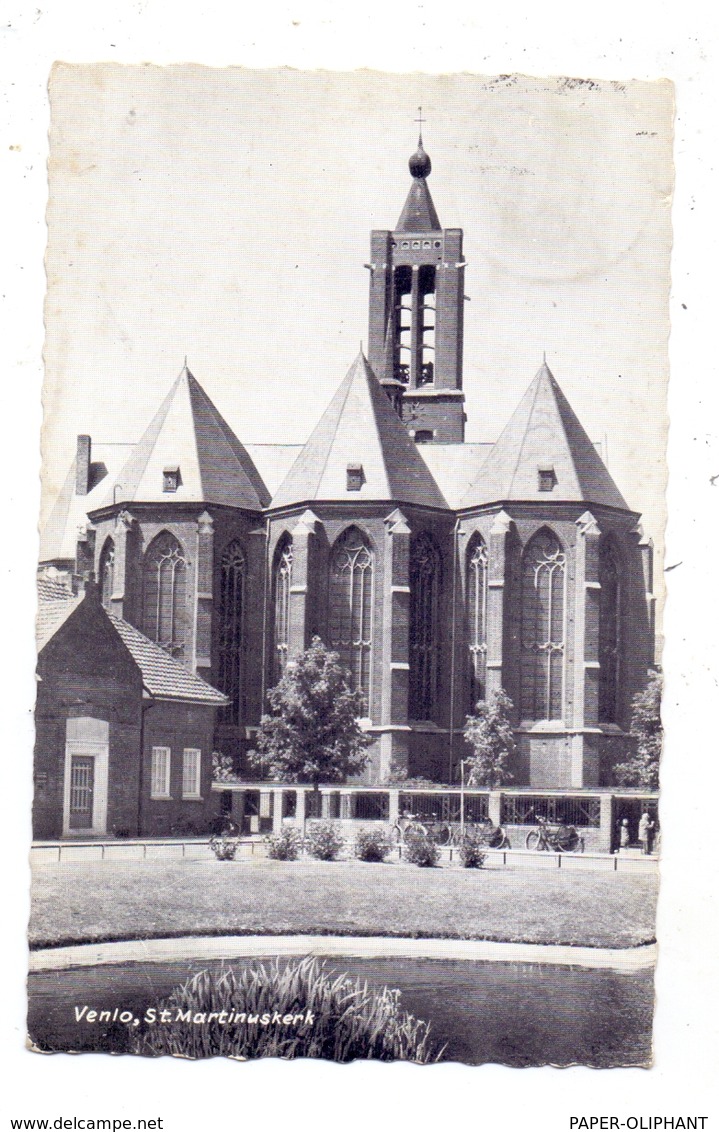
[42,67,673,570]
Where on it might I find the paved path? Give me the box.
[29,934,656,973]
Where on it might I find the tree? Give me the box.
[250,638,371,807]
[462,688,516,788]
[613,670,662,790]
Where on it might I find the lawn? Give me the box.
[29,856,658,950]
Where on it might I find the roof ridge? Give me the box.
[506,365,544,499]
[314,361,357,500]
[184,369,205,501]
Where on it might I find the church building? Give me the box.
[38,133,656,829]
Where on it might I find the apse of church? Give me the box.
[39,134,655,792]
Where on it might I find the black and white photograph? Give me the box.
[25,66,673,1068]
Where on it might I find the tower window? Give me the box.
[346,464,364,491]
[538,467,557,492]
[414,430,434,444]
[163,466,181,493]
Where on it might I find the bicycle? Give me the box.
[470,818,511,850]
[525,816,584,853]
[390,813,427,845]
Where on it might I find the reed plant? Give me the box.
[129,956,442,1062]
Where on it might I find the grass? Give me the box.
[29,855,657,950]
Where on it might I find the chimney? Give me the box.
[75,435,91,496]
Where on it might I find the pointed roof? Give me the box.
[460,361,629,511]
[396,137,441,232]
[270,353,448,511]
[396,178,441,232]
[100,365,270,511]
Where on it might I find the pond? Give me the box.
[28,955,653,1067]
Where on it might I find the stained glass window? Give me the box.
[598,540,621,723]
[328,527,373,707]
[218,541,246,725]
[142,532,187,659]
[409,532,441,720]
[467,534,488,708]
[520,529,566,721]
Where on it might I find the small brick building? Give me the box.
[34,580,226,839]
[38,135,655,817]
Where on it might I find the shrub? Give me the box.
[305,820,345,861]
[458,828,487,869]
[266,826,303,861]
[354,826,393,863]
[208,833,239,861]
[403,830,440,868]
[128,957,442,1062]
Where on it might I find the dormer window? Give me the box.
[346,463,364,491]
[163,466,181,493]
[538,467,557,492]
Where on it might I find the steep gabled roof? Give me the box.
[36,583,83,652]
[270,353,448,511]
[108,616,228,704]
[100,365,270,511]
[36,583,227,705]
[460,361,629,511]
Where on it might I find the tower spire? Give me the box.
[415,106,426,147]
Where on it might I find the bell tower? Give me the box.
[367,128,466,443]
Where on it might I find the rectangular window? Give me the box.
[151,746,171,799]
[182,748,202,799]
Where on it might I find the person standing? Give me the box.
[639,811,655,855]
[619,818,630,851]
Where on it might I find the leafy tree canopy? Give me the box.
[250,637,371,788]
[463,688,516,788]
[613,670,662,790]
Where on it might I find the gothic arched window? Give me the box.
[218,541,246,725]
[520,529,566,721]
[142,531,187,658]
[273,537,293,682]
[467,534,488,708]
[328,527,373,707]
[598,539,621,723]
[409,532,441,720]
[99,538,115,611]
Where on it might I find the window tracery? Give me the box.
[142,532,187,659]
[328,527,373,707]
[273,538,293,681]
[467,535,488,708]
[520,529,566,721]
[218,541,246,725]
[409,532,441,720]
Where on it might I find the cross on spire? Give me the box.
[415,106,426,144]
